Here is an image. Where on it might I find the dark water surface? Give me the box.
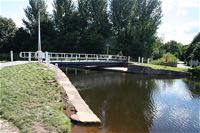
[62,68,200,133]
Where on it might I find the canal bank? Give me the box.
[48,64,101,123]
[100,63,191,77]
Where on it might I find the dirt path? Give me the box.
[0,61,29,69]
[0,118,19,133]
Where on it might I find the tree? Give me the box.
[0,16,16,52]
[23,0,55,52]
[110,0,133,53]
[78,0,111,53]
[161,40,183,58]
[185,32,200,63]
[12,28,31,52]
[53,0,81,52]
[23,0,48,35]
[53,0,75,33]
[152,37,164,59]
[110,0,162,57]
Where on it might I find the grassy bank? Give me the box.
[130,62,188,72]
[0,63,71,132]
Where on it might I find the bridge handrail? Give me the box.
[19,51,127,61]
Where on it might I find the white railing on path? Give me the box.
[19,51,127,62]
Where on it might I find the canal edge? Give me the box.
[44,63,101,124]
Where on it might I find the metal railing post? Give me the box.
[86,55,88,61]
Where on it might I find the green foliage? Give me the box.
[152,37,164,59]
[1,0,162,57]
[189,65,200,77]
[78,0,111,53]
[185,32,200,63]
[151,53,177,67]
[110,0,162,57]
[23,0,56,52]
[23,0,48,35]
[0,16,16,51]
[161,40,183,58]
[0,63,71,132]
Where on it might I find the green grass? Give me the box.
[130,62,188,72]
[0,63,71,132]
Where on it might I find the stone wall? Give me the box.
[128,64,191,76]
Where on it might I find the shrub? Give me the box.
[189,65,200,77]
[150,53,177,67]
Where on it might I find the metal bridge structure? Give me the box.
[19,52,128,67]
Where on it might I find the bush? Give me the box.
[189,65,200,77]
[150,53,177,67]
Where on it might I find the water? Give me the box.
[62,68,200,133]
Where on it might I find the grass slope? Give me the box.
[0,63,71,132]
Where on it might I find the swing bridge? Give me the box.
[19,51,128,67]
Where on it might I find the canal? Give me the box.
[62,68,200,133]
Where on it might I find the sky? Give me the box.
[0,0,199,44]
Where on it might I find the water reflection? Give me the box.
[62,68,200,133]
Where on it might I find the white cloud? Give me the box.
[158,0,200,44]
[158,21,200,44]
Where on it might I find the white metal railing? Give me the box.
[19,51,127,62]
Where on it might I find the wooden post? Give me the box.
[128,56,130,63]
[45,52,48,65]
[138,56,140,63]
[147,58,150,64]
[142,57,144,64]
[28,51,31,63]
[10,51,13,62]
[47,56,50,70]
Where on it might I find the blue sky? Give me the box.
[0,0,199,44]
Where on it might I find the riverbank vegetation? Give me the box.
[189,66,200,78]
[150,53,177,67]
[0,63,71,132]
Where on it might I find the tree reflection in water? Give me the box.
[62,68,200,133]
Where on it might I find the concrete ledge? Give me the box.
[48,64,101,123]
[128,64,192,76]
